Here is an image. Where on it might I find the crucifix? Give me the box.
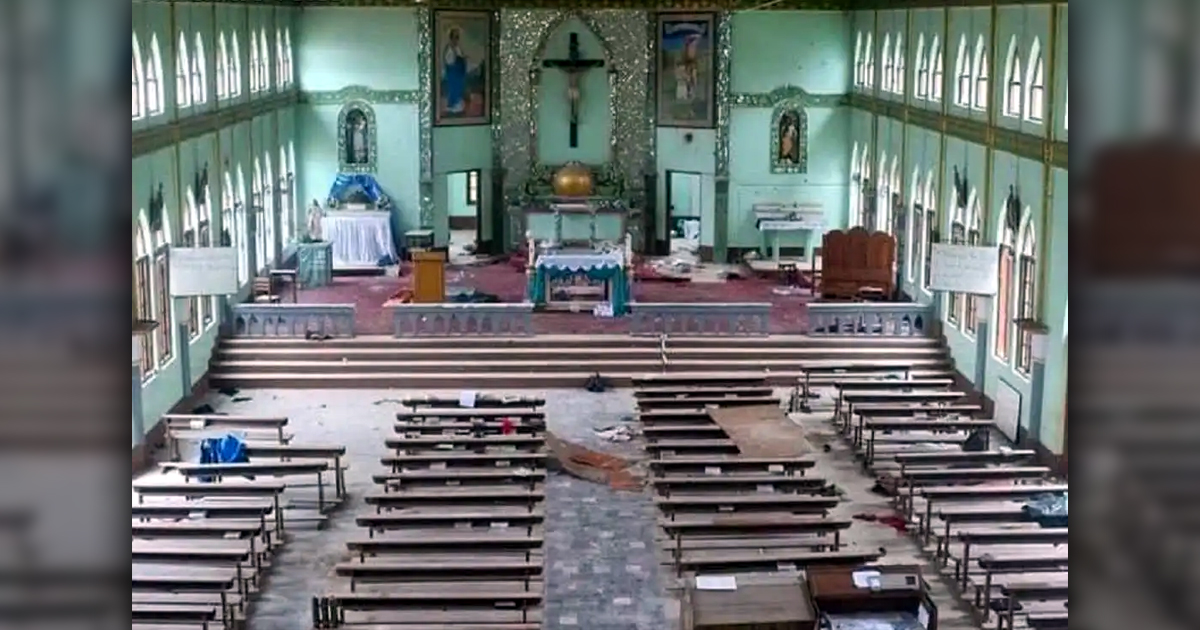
[541,33,606,148]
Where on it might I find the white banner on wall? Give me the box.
[168,247,239,297]
[929,243,1000,295]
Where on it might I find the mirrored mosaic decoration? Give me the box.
[337,101,377,174]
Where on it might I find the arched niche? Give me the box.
[337,100,377,174]
[767,86,809,174]
[529,14,616,165]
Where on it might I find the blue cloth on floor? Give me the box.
[1022,491,1068,527]
[198,434,252,482]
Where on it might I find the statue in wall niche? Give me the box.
[777,110,802,165]
[306,199,324,242]
[343,108,371,165]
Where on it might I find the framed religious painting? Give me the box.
[433,10,492,127]
[770,105,808,174]
[656,12,717,128]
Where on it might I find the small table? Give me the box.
[269,269,298,303]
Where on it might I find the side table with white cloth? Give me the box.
[526,250,630,314]
[320,210,398,269]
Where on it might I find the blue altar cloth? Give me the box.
[527,251,630,314]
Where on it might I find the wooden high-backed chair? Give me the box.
[817,228,896,300]
[252,277,280,303]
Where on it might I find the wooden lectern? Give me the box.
[411,250,446,303]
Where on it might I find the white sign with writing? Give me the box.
[168,247,239,297]
[929,243,1000,295]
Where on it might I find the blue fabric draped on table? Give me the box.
[527,250,630,314]
[326,174,392,208]
[320,211,398,268]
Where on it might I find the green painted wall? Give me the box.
[851,4,1068,454]
[296,7,422,243]
[536,19,612,166]
[133,1,298,443]
[448,172,477,218]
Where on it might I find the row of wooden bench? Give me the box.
[633,374,884,578]
[133,412,349,630]
[815,375,1069,630]
[312,395,548,629]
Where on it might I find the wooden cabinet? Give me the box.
[411,250,446,303]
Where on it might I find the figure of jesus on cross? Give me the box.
[542,32,605,148]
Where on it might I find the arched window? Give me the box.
[1025,38,1046,122]
[287,141,297,238]
[259,30,272,91]
[279,146,292,244]
[972,35,989,110]
[860,151,873,228]
[1062,89,1067,130]
[133,35,146,119]
[183,188,201,339]
[929,35,944,102]
[152,212,174,367]
[176,32,191,107]
[893,34,906,95]
[283,30,294,85]
[993,209,1018,361]
[222,171,240,282]
[880,35,893,92]
[962,195,983,335]
[907,169,924,282]
[946,191,970,326]
[849,142,862,226]
[146,34,165,114]
[864,33,875,87]
[914,34,928,99]
[853,32,864,86]
[887,156,901,234]
[872,152,889,232]
[230,33,242,97]
[191,33,207,104]
[921,171,936,292]
[1014,217,1038,373]
[134,214,155,376]
[264,153,276,265]
[236,167,250,284]
[1002,36,1023,117]
[216,33,229,99]
[276,29,286,86]
[199,180,214,327]
[248,34,261,92]
[954,35,971,106]
[252,159,265,271]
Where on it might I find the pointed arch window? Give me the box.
[259,30,272,91]
[880,35,893,92]
[887,157,902,235]
[963,196,983,335]
[1025,38,1046,122]
[191,33,207,104]
[1014,219,1038,374]
[152,214,174,367]
[873,152,889,232]
[183,188,201,339]
[954,35,971,106]
[849,142,862,226]
[134,215,154,376]
[176,32,192,107]
[972,35,990,110]
[860,151,873,228]
[907,169,924,282]
[264,153,276,265]
[235,168,250,284]
[133,35,146,119]
[198,180,214,327]
[279,146,292,244]
[893,34,906,95]
[930,36,944,102]
[1002,36,1023,117]
[994,213,1018,361]
[230,33,243,97]
[216,33,229,99]
[283,30,294,85]
[276,29,286,86]
[252,159,265,271]
[914,34,928,99]
[946,193,969,326]
[853,32,864,86]
[249,35,261,93]
[921,172,937,292]
[864,33,875,87]
[146,35,165,114]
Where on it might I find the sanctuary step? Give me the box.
[208,335,953,389]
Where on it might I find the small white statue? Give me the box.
[306,199,324,241]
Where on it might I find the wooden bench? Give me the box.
[311,590,542,628]
[131,498,274,523]
[655,493,838,514]
[840,390,967,430]
[131,603,220,629]
[913,484,1068,541]
[345,533,544,560]
[381,452,546,472]
[636,385,775,398]
[645,438,740,457]
[638,409,717,423]
[641,423,728,440]
[652,474,829,495]
[163,460,339,515]
[890,449,1036,468]
[162,414,289,461]
[394,420,546,436]
[334,560,543,590]
[793,363,922,411]
[637,396,780,410]
[132,563,241,602]
[356,509,545,534]
[844,395,974,438]
[931,503,1036,557]
[131,518,268,548]
[860,418,998,465]
[373,468,547,490]
[383,435,545,452]
[997,578,1068,630]
[241,443,348,496]
[132,480,286,533]
[633,374,768,388]
[363,488,544,511]
[658,513,850,541]
[401,395,545,410]
[896,467,1051,518]
[974,552,1069,620]
[673,547,880,575]
[396,409,545,422]
[132,538,256,590]
[949,528,1069,589]
[649,457,814,476]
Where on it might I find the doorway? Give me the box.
[664,170,702,260]
[447,169,483,264]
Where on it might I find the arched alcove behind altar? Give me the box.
[534,18,613,165]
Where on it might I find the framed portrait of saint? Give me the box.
[656,12,716,128]
[433,10,492,127]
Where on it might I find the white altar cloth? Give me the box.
[536,250,624,271]
[320,211,397,268]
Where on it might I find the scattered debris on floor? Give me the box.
[547,432,642,491]
[584,372,610,393]
[217,387,239,397]
[852,512,909,533]
[231,396,252,403]
[594,425,635,442]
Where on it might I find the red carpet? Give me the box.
[298,261,811,335]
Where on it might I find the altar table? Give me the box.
[320,211,398,269]
[527,250,630,314]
